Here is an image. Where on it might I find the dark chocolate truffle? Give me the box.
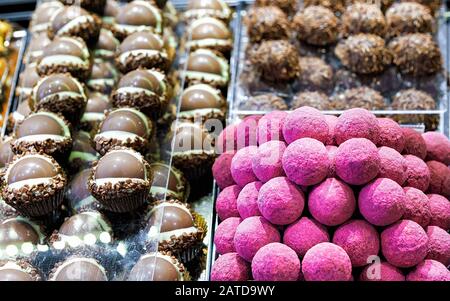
[0,137,15,171]
[16,63,40,99]
[30,1,64,33]
[297,57,334,92]
[254,0,298,15]
[68,131,100,174]
[0,260,41,281]
[80,92,111,133]
[386,2,434,38]
[0,217,44,250]
[303,0,345,13]
[128,252,188,281]
[94,29,119,60]
[332,87,386,110]
[87,59,118,94]
[184,0,231,22]
[49,257,107,281]
[245,6,291,44]
[185,49,229,88]
[341,3,387,37]
[186,17,232,54]
[239,94,288,111]
[150,162,189,202]
[292,91,331,110]
[58,0,106,15]
[179,83,225,122]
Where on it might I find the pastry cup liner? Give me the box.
[48,13,101,46]
[0,258,42,281]
[116,51,170,74]
[37,61,91,82]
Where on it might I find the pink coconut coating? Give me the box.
[381,220,428,268]
[332,220,380,267]
[334,108,380,145]
[212,151,236,189]
[426,226,450,266]
[309,178,355,226]
[302,242,352,281]
[216,185,241,221]
[426,161,450,198]
[282,138,329,186]
[214,217,242,255]
[236,115,261,150]
[283,217,330,257]
[234,216,281,262]
[335,138,380,185]
[282,106,329,144]
[217,124,238,153]
[257,177,305,225]
[378,146,407,186]
[427,194,450,230]
[210,253,251,281]
[376,118,405,153]
[257,111,287,144]
[403,155,431,192]
[406,259,450,281]
[359,178,405,226]
[324,115,338,145]
[237,181,262,219]
[422,131,450,165]
[402,128,427,160]
[403,187,431,228]
[359,261,405,281]
[251,243,301,281]
[231,146,258,187]
[326,145,338,178]
[252,140,286,183]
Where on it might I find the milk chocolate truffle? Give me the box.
[303,0,345,13]
[249,40,300,83]
[68,131,100,174]
[332,87,386,110]
[341,3,387,37]
[386,2,434,38]
[150,162,189,202]
[254,0,297,15]
[48,257,107,281]
[293,6,339,46]
[179,83,225,123]
[186,17,232,54]
[292,92,331,110]
[0,260,41,281]
[184,0,232,23]
[24,33,52,64]
[128,252,189,281]
[0,217,45,251]
[1,153,66,217]
[0,137,14,172]
[240,94,288,111]
[48,5,101,45]
[12,112,72,159]
[87,59,118,94]
[111,69,168,118]
[37,36,91,81]
[297,57,334,92]
[16,63,40,99]
[93,108,152,155]
[116,31,169,73]
[80,92,112,133]
[245,6,290,44]
[185,49,229,88]
[112,1,163,40]
[30,1,64,33]
[335,34,393,75]
[89,148,152,212]
[59,0,107,15]
[388,33,442,76]
[66,169,100,214]
[94,29,119,60]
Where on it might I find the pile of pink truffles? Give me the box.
[211,107,450,282]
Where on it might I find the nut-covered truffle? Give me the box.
[331,87,386,110]
[386,2,434,37]
[291,92,331,110]
[293,6,339,46]
[254,0,298,15]
[303,0,346,13]
[297,57,334,93]
[240,94,288,111]
[245,6,291,44]
[341,3,387,37]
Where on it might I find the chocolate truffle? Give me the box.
[335,34,392,75]
[48,5,101,45]
[0,217,45,251]
[293,6,339,46]
[37,36,91,81]
[1,153,66,216]
[185,48,229,88]
[150,162,189,202]
[128,252,189,281]
[388,33,442,76]
[59,0,106,15]
[94,29,119,60]
[68,131,100,174]
[184,0,232,23]
[0,260,41,281]
[24,33,52,64]
[49,257,107,281]
[297,57,334,93]
[245,6,291,44]
[186,17,232,54]
[116,31,170,73]
[254,0,297,15]
[303,0,345,13]
[331,87,386,110]
[87,59,118,94]
[80,92,112,133]
[30,1,64,33]
[341,3,387,37]
[386,2,434,38]
[240,94,288,111]
[16,63,40,99]
[89,148,152,212]
[93,108,152,155]
[291,92,331,110]
[179,83,225,123]
[66,169,100,214]
[0,137,14,172]
[249,40,300,83]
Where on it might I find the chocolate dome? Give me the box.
[148,203,194,232]
[94,150,145,180]
[151,163,179,192]
[188,0,224,10]
[119,31,164,53]
[51,258,107,281]
[66,169,91,205]
[117,70,162,96]
[31,1,63,31]
[128,254,180,281]
[90,60,117,80]
[116,1,159,27]
[51,6,90,34]
[187,52,222,75]
[180,85,222,111]
[0,218,41,247]
[86,93,111,113]
[191,18,230,40]
[172,124,212,152]
[99,109,149,138]
[15,113,65,139]
[18,64,40,91]
[42,37,87,60]
[95,29,119,53]
[34,74,83,103]
[58,211,110,238]
[7,156,58,185]
[0,138,14,169]
[0,267,33,281]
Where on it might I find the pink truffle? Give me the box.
[324,115,338,145]
[402,128,427,160]
[426,161,450,198]
[251,243,301,281]
[406,259,450,281]
[335,138,380,185]
[231,146,258,187]
[282,138,329,186]
[376,118,405,153]
[282,106,329,144]
[403,155,431,192]
[214,217,242,255]
[309,178,355,226]
[403,187,431,228]
[326,145,338,178]
[381,220,428,268]
[257,177,305,225]
[212,151,236,189]
[236,115,261,149]
[302,242,353,281]
[359,261,405,281]
[428,194,450,230]
[211,253,250,281]
[378,146,407,186]
[252,141,286,182]
[358,178,405,226]
[234,216,281,262]
[426,226,450,266]
[216,185,241,221]
[236,181,262,219]
[334,108,380,145]
[217,124,238,153]
[283,217,330,257]
[257,111,287,144]
[422,131,450,165]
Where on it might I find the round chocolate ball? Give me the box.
[386,2,434,38]
[33,73,85,105]
[303,0,346,13]
[188,17,231,52]
[15,112,66,140]
[180,84,223,111]
[115,1,162,35]
[150,163,187,201]
[341,3,387,37]
[245,6,290,44]
[172,123,213,152]
[128,253,183,281]
[94,150,146,180]
[66,169,99,212]
[117,70,163,97]
[187,51,224,77]
[30,1,64,32]
[99,108,150,139]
